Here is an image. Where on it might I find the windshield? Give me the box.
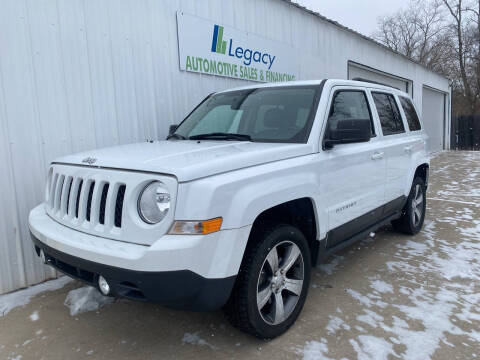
[172,85,320,143]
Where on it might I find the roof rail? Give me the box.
[352,77,400,90]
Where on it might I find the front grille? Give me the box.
[47,171,126,230]
[44,163,176,246]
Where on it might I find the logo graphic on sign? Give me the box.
[211,25,227,54]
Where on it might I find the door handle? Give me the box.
[404,145,413,153]
[371,152,384,160]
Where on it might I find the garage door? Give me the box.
[348,62,412,95]
[422,86,445,152]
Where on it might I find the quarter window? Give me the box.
[372,92,405,135]
[399,97,421,131]
[327,90,374,135]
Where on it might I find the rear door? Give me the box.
[369,91,411,208]
[321,86,386,249]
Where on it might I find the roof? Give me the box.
[217,79,412,97]
[280,0,448,80]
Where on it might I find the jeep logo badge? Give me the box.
[82,157,97,165]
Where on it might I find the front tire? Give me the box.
[224,223,311,339]
[392,177,426,235]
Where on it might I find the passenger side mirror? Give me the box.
[323,119,371,149]
[169,124,178,135]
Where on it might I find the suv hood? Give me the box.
[55,140,313,182]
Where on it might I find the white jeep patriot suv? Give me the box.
[29,79,429,338]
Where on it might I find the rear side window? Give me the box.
[372,92,405,135]
[399,97,421,131]
[328,90,375,135]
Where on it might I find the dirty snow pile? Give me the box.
[0,277,72,317]
[64,286,114,316]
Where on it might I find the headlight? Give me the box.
[138,181,171,224]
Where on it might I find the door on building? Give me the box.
[348,61,412,96]
[422,86,446,152]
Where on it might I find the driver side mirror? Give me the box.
[169,124,178,135]
[323,119,371,149]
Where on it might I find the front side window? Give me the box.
[399,97,421,131]
[372,92,405,135]
[327,90,374,135]
[173,86,320,143]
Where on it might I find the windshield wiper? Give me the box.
[166,133,187,140]
[188,132,252,141]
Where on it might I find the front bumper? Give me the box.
[29,205,251,310]
[31,235,234,310]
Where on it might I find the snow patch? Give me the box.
[64,286,114,316]
[29,310,39,322]
[317,256,343,275]
[346,289,387,308]
[356,309,384,328]
[182,332,216,350]
[301,339,333,360]
[369,280,393,294]
[326,316,350,335]
[0,277,73,317]
[350,336,396,360]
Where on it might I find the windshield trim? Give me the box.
[170,81,326,144]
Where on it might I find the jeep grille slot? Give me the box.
[75,179,83,219]
[114,185,126,228]
[65,177,73,215]
[85,181,95,222]
[99,183,109,225]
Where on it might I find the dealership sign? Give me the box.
[176,12,297,82]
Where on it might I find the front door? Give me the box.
[320,87,386,249]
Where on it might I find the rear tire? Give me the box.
[224,223,311,339]
[392,177,426,235]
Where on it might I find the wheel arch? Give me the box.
[414,163,429,186]
[245,197,320,266]
[404,159,430,196]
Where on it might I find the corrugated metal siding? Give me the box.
[0,0,450,294]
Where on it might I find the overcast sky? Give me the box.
[293,0,411,37]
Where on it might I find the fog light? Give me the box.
[39,250,46,264]
[98,276,110,295]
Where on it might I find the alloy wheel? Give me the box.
[411,184,424,227]
[256,241,304,325]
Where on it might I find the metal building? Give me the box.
[0,0,450,294]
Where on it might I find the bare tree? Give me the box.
[442,0,473,110]
[375,0,480,115]
[373,0,446,69]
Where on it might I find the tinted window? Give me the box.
[372,92,405,135]
[399,97,421,131]
[328,91,374,135]
[174,86,319,143]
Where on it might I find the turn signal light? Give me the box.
[169,217,223,235]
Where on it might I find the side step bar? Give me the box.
[316,211,402,264]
